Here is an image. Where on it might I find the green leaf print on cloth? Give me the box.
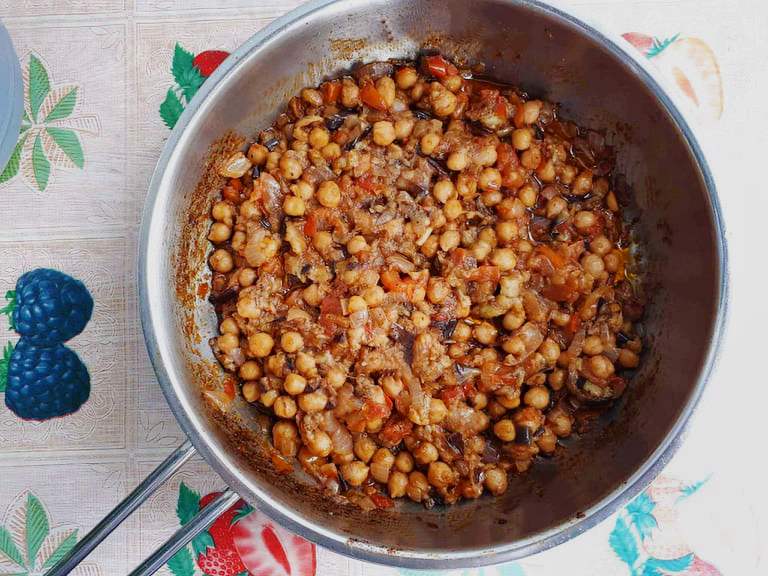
[0,53,99,192]
[0,491,101,575]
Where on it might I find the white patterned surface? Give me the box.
[0,1,763,575]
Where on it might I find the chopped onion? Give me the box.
[322,412,353,455]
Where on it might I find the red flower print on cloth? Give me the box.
[166,483,316,576]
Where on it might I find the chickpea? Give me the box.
[484,467,508,495]
[452,321,472,342]
[394,116,415,140]
[316,180,341,208]
[321,142,342,160]
[283,195,306,217]
[443,198,464,220]
[589,354,615,379]
[539,338,561,364]
[619,348,640,368]
[420,235,438,258]
[456,173,477,197]
[582,253,605,277]
[361,285,384,307]
[272,421,300,457]
[546,196,567,219]
[604,250,622,273]
[522,100,542,124]
[583,335,604,356]
[395,66,418,89]
[420,132,441,155]
[495,221,518,244]
[388,470,409,498]
[442,74,462,92]
[344,296,366,316]
[426,278,449,304]
[247,332,274,358]
[241,381,259,403]
[340,461,369,486]
[370,447,395,483]
[537,160,556,182]
[247,143,268,166]
[477,167,502,192]
[372,120,396,146]
[521,146,542,170]
[471,239,492,261]
[278,331,302,354]
[300,391,328,413]
[590,235,612,256]
[547,408,573,437]
[524,386,550,409]
[433,179,454,203]
[414,442,439,465]
[513,406,543,430]
[431,85,458,116]
[446,149,469,171]
[326,366,347,388]
[354,435,377,463]
[279,153,303,180]
[260,389,279,408]
[512,128,533,150]
[208,221,232,243]
[395,450,414,473]
[429,398,448,424]
[346,235,368,255]
[381,375,404,398]
[411,81,426,100]
[572,170,593,196]
[308,126,330,149]
[410,310,429,330]
[307,430,333,457]
[210,249,233,273]
[375,76,396,107]
[474,322,498,345]
[439,229,461,252]
[548,368,566,391]
[239,360,262,381]
[302,284,323,306]
[518,184,537,208]
[573,210,596,232]
[493,419,516,442]
[217,333,239,354]
[340,78,360,108]
[273,395,297,419]
[406,471,430,502]
[428,461,456,488]
[490,248,517,271]
[482,189,502,207]
[537,426,558,454]
[218,318,238,336]
[283,373,307,396]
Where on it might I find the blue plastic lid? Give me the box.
[0,21,23,175]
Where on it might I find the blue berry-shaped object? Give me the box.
[4,339,90,420]
[12,268,93,345]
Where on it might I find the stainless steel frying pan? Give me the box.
[48,0,728,574]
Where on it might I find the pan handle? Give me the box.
[46,440,199,576]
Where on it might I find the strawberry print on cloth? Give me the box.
[0,491,102,575]
[622,33,723,121]
[0,53,100,192]
[166,482,316,576]
[159,44,230,129]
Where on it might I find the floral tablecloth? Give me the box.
[0,1,762,575]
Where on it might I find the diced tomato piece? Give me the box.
[461,380,478,398]
[380,268,427,301]
[303,212,317,236]
[380,268,400,291]
[440,385,464,405]
[542,276,579,302]
[379,416,413,445]
[369,492,395,509]
[423,54,458,78]
[357,172,376,192]
[360,81,387,110]
[468,265,501,283]
[494,97,508,119]
[479,361,523,393]
[449,247,473,268]
[321,81,341,104]
[320,294,342,316]
[229,177,243,191]
[197,283,209,298]
[223,378,237,401]
[363,399,391,422]
[536,245,566,268]
[565,313,581,339]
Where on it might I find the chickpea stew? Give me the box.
[206,54,645,509]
